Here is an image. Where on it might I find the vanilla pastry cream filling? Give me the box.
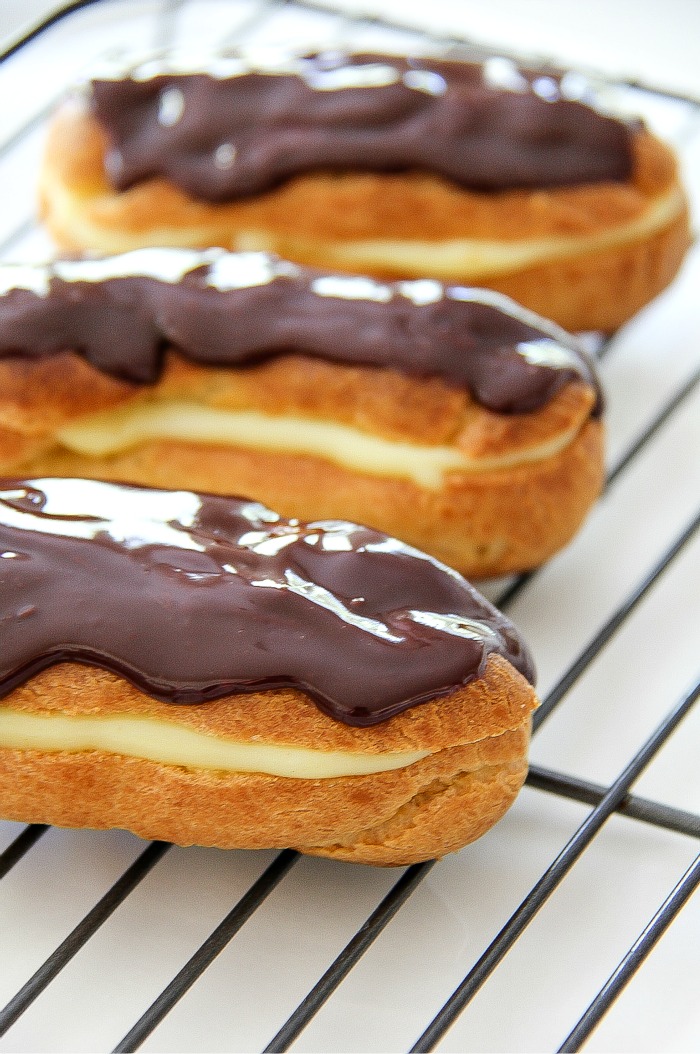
[234,186,685,278]
[55,401,582,489]
[0,709,431,778]
[49,170,684,273]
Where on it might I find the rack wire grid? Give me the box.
[0,1,698,1051]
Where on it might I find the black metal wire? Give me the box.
[113,848,299,1053]
[496,358,700,612]
[0,0,112,62]
[526,765,700,840]
[0,2,284,258]
[558,851,700,1052]
[0,824,48,879]
[606,364,700,487]
[263,861,435,1053]
[302,0,700,104]
[0,2,282,169]
[249,477,699,1047]
[0,840,171,1037]
[10,0,700,104]
[0,3,698,1052]
[534,508,700,731]
[409,676,700,1052]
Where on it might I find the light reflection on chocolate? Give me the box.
[87,50,634,201]
[0,249,601,414]
[0,478,535,725]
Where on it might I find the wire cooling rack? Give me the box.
[0,2,698,1051]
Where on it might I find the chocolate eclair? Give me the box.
[38,50,690,331]
[0,249,604,578]
[0,477,538,864]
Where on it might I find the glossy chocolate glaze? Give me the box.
[0,478,535,726]
[89,51,633,201]
[0,249,600,415]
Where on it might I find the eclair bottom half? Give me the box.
[0,657,536,866]
[0,352,604,579]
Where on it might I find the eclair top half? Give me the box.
[85,49,635,202]
[0,247,600,412]
[0,476,535,726]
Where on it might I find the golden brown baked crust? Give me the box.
[0,656,537,865]
[0,350,603,578]
[39,101,691,331]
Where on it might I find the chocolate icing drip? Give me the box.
[0,478,535,725]
[0,250,601,415]
[89,52,633,201]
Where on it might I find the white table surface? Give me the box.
[0,2,698,1052]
